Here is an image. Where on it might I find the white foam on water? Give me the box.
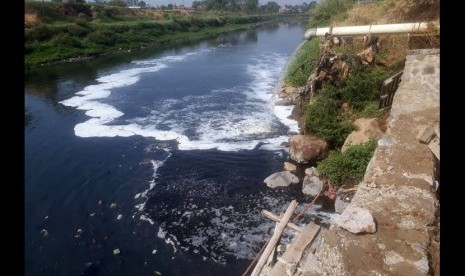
[62,46,319,263]
[61,48,298,152]
[134,151,171,211]
[273,105,299,133]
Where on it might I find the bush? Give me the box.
[316,139,377,187]
[86,30,115,46]
[27,25,56,42]
[341,67,392,110]
[303,85,355,149]
[284,38,321,86]
[50,33,82,48]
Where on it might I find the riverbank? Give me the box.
[25,1,304,69]
[27,18,293,69]
[251,0,440,275]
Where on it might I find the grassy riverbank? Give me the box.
[282,0,439,186]
[25,2,295,68]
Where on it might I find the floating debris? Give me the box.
[44,216,49,220]
[89,213,95,217]
[117,214,123,220]
[74,229,83,238]
[98,200,103,205]
[154,271,162,275]
[110,203,117,209]
[113,248,120,255]
[40,229,48,238]
[152,249,157,255]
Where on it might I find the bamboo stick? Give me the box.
[250,200,298,276]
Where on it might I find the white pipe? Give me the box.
[304,22,437,40]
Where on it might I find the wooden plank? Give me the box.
[266,222,281,268]
[269,222,321,276]
[250,200,299,276]
[261,210,303,233]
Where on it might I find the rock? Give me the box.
[334,194,350,214]
[275,99,293,106]
[280,141,289,147]
[280,86,300,98]
[305,167,319,177]
[264,171,299,188]
[283,162,297,172]
[341,118,383,152]
[302,175,325,197]
[113,248,121,255]
[289,135,329,163]
[334,206,376,234]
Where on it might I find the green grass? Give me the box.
[302,65,392,149]
[284,38,322,87]
[316,139,377,187]
[340,66,393,111]
[303,85,356,149]
[25,12,286,68]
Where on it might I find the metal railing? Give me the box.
[379,71,403,109]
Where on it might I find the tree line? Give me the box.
[43,0,317,13]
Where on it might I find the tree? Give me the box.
[261,1,280,13]
[244,0,258,13]
[192,0,204,10]
[108,0,126,6]
[138,0,146,8]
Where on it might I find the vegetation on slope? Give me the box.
[317,139,377,187]
[284,38,322,87]
[24,1,293,68]
[282,0,439,182]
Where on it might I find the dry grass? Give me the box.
[328,0,440,69]
[25,13,40,28]
[336,0,439,26]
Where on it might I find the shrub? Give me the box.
[60,2,92,17]
[50,33,82,48]
[341,66,392,110]
[316,139,377,187]
[28,25,55,42]
[303,85,355,149]
[86,30,115,46]
[189,26,200,32]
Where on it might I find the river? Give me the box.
[25,20,333,275]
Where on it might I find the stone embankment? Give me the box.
[263,49,440,275]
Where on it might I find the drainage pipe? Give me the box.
[304,22,437,40]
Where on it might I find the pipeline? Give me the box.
[304,22,438,40]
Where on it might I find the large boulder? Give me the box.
[264,171,299,188]
[302,175,325,197]
[334,206,376,234]
[289,135,329,163]
[341,118,383,152]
